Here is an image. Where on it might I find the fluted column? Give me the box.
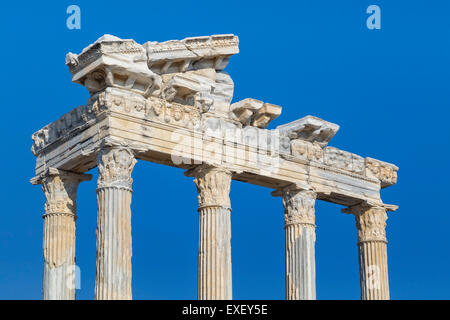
[95,147,137,300]
[344,203,390,300]
[281,189,317,300]
[186,165,233,300]
[31,168,91,300]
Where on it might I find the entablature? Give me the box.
[31,33,398,207]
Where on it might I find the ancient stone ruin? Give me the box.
[31,34,398,300]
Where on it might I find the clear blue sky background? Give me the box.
[0,0,448,300]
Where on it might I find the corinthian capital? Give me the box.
[97,147,137,189]
[31,168,92,216]
[186,165,232,208]
[282,189,316,227]
[344,203,388,243]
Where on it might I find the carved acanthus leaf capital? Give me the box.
[97,147,137,189]
[31,168,92,216]
[345,203,388,243]
[282,189,316,227]
[186,165,232,208]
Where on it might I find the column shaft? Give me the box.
[285,224,316,300]
[43,213,76,300]
[33,168,91,300]
[282,189,316,300]
[198,206,232,300]
[346,204,390,300]
[358,240,389,300]
[187,165,233,300]
[95,147,136,300]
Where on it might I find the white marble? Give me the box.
[95,147,136,300]
[31,33,399,300]
[186,165,233,300]
[281,189,316,300]
[31,168,91,300]
[343,203,393,300]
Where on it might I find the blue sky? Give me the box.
[0,0,449,299]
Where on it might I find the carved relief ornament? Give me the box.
[344,203,388,243]
[282,189,316,227]
[365,157,398,188]
[30,168,92,217]
[97,147,137,189]
[186,165,232,209]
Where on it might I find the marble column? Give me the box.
[32,168,91,300]
[186,165,233,300]
[95,147,137,300]
[281,189,317,300]
[344,203,390,300]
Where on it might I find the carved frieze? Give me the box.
[324,147,365,175]
[31,88,206,156]
[365,157,398,188]
[276,115,370,176]
[288,141,366,176]
[31,91,109,156]
[193,93,214,113]
[144,34,239,74]
[291,139,324,163]
[146,96,202,128]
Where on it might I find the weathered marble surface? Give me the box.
[343,203,392,300]
[31,168,91,300]
[30,87,396,207]
[33,34,398,204]
[186,165,233,300]
[277,115,339,147]
[95,147,136,300]
[31,33,399,301]
[281,189,317,300]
